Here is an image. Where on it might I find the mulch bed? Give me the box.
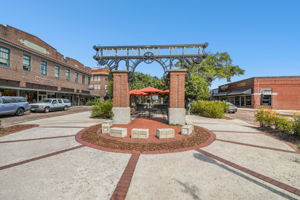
[0,124,39,137]
[77,124,214,154]
[109,118,183,143]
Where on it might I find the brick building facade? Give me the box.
[212,76,300,110]
[89,68,109,98]
[0,25,107,104]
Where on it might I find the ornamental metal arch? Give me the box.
[93,43,208,80]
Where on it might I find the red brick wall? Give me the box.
[0,41,90,93]
[219,78,254,92]
[112,71,129,107]
[169,70,186,108]
[254,77,300,110]
[0,25,92,94]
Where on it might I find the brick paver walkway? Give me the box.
[0,112,299,199]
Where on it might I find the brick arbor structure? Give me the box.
[168,69,187,125]
[112,71,131,124]
[93,44,207,125]
[111,69,187,125]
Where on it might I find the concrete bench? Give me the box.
[156,128,175,139]
[181,125,194,135]
[110,127,127,138]
[131,128,149,139]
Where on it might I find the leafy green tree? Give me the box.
[185,74,210,101]
[178,52,244,85]
[106,80,113,99]
[130,72,167,90]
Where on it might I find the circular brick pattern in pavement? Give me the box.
[75,118,216,154]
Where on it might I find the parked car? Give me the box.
[226,102,238,113]
[62,99,71,108]
[0,96,30,116]
[30,98,68,113]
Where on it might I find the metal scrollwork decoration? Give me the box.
[143,52,154,64]
[93,43,208,82]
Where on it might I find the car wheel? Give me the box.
[44,107,50,113]
[63,106,67,111]
[16,108,25,116]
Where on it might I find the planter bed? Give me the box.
[0,124,39,137]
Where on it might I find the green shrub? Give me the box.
[255,108,300,134]
[255,108,278,127]
[85,98,101,106]
[91,100,113,119]
[294,121,300,135]
[191,101,227,118]
[274,117,295,134]
[293,114,300,135]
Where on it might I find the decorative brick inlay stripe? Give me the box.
[0,145,84,170]
[211,130,262,134]
[216,139,299,154]
[110,153,140,200]
[195,149,300,196]
[0,135,75,143]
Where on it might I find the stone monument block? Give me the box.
[131,128,149,139]
[181,125,194,135]
[156,128,175,139]
[110,127,127,138]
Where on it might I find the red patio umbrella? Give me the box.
[160,89,170,94]
[139,86,162,94]
[129,89,147,96]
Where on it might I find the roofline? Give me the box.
[0,37,91,76]
[253,76,300,79]
[218,76,300,87]
[0,24,58,52]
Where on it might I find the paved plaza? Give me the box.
[0,111,299,200]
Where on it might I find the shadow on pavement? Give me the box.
[193,153,297,200]
[173,179,201,200]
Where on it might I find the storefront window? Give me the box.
[261,89,272,106]
[246,96,252,106]
[261,95,272,106]
[241,96,245,106]
[235,96,240,106]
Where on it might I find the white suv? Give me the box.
[62,99,72,108]
[30,98,67,113]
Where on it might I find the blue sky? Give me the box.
[2,0,300,88]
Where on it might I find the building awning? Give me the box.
[227,88,252,96]
[216,92,227,96]
[0,86,92,96]
[214,88,252,97]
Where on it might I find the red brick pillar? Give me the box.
[168,69,187,125]
[252,79,261,108]
[112,70,131,124]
